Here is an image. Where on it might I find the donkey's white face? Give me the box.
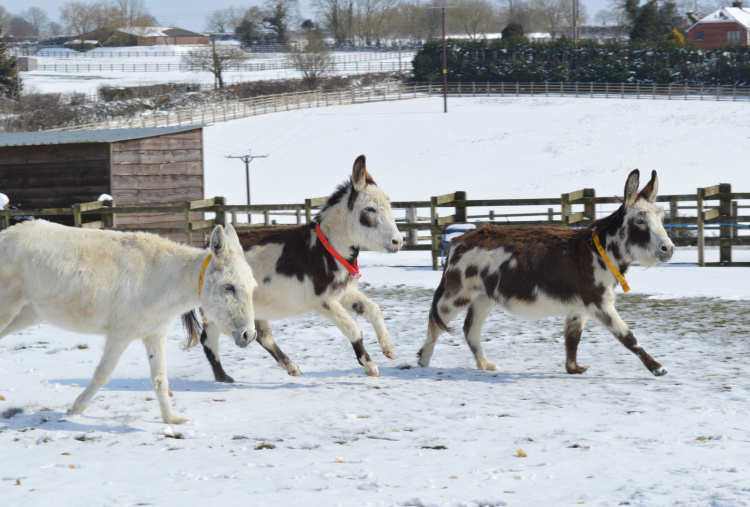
[201,224,257,347]
[619,170,675,266]
[327,155,403,253]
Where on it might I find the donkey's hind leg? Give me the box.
[463,296,498,371]
[417,285,465,367]
[68,334,130,418]
[255,320,301,376]
[564,313,589,374]
[340,287,396,360]
[0,301,30,340]
[0,304,43,338]
[200,322,235,383]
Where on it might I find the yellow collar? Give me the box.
[592,233,630,293]
[198,253,212,298]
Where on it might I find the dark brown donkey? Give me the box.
[417,169,674,376]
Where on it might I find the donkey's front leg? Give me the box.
[593,304,667,376]
[339,287,396,360]
[255,320,301,376]
[316,300,379,377]
[68,335,131,417]
[201,322,235,383]
[144,334,187,424]
[564,313,589,374]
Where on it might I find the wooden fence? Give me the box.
[1,183,747,270]
[46,82,750,132]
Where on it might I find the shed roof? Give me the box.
[0,126,204,148]
[691,7,750,30]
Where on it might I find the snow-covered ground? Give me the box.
[2,93,750,506]
[22,46,414,96]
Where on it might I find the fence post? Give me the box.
[103,199,116,228]
[214,196,226,227]
[719,183,732,264]
[697,187,705,267]
[430,196,440,271]
[305,198,313,223]
[454,191,467,223]
[73,203,82,227]
[184,201,193,246]
[560,193,570,228]
[583,188,596,224]
[406,206,418,247]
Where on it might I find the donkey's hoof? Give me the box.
[652,367,667,377]
[288,369,302,376]
[165,417,188,425]
[384,350,397,360]
[365,367,380,377]
[216,374,235,384]
[566,364,588,374]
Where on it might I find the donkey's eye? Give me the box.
[365,207,376,213]
[223,284,236,294]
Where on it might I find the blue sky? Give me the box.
[11,0,611,33]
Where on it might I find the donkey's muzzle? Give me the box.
[657,241,675,262]
[232,329,257,348]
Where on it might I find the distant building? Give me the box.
[687,2,750,49]
[79,26,209,47]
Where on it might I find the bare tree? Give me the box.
[205,6,246,33]
[286,34,335,89]
[111,0,157,27]
[532,0,586,38]
[182,38,247,88]
[452,0,496,39]
[313,0,356,44]
[22,7,49,37]
[0,6,10,34]
[262,0,300,43]
[355,0,398,45]
[60,1,117,38]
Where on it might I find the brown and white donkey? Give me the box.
[418,169,674,376]
[184,155,403,380]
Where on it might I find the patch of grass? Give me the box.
[76,344,89,350]
[255,442,275,450]
[74,434,99,442]
[421,445,448,450]
[2,407,23,419]
[164,433,184,440]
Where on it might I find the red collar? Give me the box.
[314,223,361,279]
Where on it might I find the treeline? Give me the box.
[413,39,750,85]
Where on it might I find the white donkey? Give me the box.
[0,220,256,424]
[184,155,403,380]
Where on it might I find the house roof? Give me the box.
[0,126,203,147]
[691,7,750,30]
[117,26,205,38]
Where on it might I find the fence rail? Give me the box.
[46,81,750,132]
[33,60,408,73]
[2,183,747,270]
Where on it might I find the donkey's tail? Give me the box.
[181,310,202,350]
[428,276,454,336]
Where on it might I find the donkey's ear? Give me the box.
[351,155,372,192]
[638,170,658,203]
[209,225,227,257]
[224,223,242,251]
[623,169,640,209]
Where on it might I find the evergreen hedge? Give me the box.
[412,38,750,85]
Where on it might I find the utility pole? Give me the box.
[429,5,455,113]
[226,153,268,223]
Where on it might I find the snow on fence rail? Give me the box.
[47,82,750,133]
[2,185,747,269]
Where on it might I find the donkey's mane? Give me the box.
[315,176,378,224]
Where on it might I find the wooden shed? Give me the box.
[0,126,205,243]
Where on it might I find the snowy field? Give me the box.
[2,88,750,505]
[22,46,413,97]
